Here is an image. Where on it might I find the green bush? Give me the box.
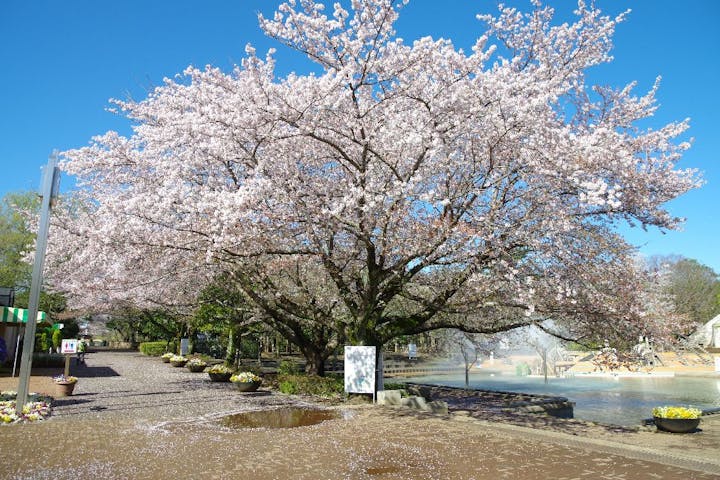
[278,359,300,375]
[279,380,298,394]
[384,382,406,391]
[139,341,170,356]
[52,329,62,350]
[35,332,49,352]
[277,374,344,397]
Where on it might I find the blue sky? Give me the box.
[1,1,718,272]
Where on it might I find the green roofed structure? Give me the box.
[0,306,48,324]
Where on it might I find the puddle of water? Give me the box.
[366,466,402,475]
[218,407,339,429]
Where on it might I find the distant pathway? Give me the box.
[51,350,300,420]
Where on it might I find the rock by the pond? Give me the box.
[428,400,449,415]
[377,390,403,406]
[397,396,449,414]
[401,396,428,410]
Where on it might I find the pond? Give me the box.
[400,373,720,426]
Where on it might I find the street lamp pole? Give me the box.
[16,152,60,413]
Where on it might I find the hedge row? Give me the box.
[277,374,344,396]
[138,341,172,356]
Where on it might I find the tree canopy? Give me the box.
[45,0,699,368]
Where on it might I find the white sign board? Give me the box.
[715,356,720,373]
[344,346,376,394]
[60,339,78,354]
[180,338,190,355]
[408,343,417,359]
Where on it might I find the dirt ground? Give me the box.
[1,352,719,479]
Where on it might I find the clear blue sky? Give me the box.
[1,1,718,271]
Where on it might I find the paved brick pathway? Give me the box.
[1,351,718,479]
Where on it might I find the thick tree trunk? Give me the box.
[304,349,326,376]
[225,327,236,366]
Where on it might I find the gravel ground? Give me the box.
[1,351,718,479]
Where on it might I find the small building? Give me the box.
[0,306,49,367]
[690,314,720,349]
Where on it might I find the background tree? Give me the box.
[107,307,184,347]
[194,275,259,365]
[0,192,36,291]
[653,256,720,324]
[0,191,67,316]
[438,329,499,387]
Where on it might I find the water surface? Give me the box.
[401,373,720,425]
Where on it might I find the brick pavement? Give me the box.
[1,351,718,479]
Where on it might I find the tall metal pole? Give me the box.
[16,153,60,413]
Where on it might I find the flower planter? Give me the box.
[161,357,171,363]
[654,417,700,433]
[233,381,261,392]
[187,364,207,373]
[208,372,232,382]
[170,360,188,367]
[54,381,76,397]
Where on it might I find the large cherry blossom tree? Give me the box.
[47,0,700,374]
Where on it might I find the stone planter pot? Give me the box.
[161,357,171,363]
[170,360,188,367]
[654,417,700,433]
[208,372,232,382]
[54,381,77,397]
[187,364,207,373]
[233,381,261,392]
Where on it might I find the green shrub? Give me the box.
[277,374,344,397]
[278,359,300,375]
[36,333,49,352]
[52,329,62,350]
[384,382,406,391]
[139,341,169,356]
[279,380,297,394]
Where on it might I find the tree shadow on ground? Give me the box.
[73,366,121,378]
[51,397,94,407]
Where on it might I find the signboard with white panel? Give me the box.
[60,339,78,354]
[344,346,376,394]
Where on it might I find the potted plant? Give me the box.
[230,372,262,392]
[207,364,234,382]
[161,352,174,363]
[652,406,702,433]
[53,374,78,397]
[186,358,208,373]
[169,355,188,367]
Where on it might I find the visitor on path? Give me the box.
[76,339,86,365]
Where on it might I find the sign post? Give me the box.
[408,343,417,360]
[344,346,376,402]
[60,339,78,377]
[16,153,60,413]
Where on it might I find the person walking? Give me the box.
[76,339,87,365]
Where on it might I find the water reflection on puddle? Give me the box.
[218,407,341,429]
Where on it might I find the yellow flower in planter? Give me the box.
[652,406,702,419]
